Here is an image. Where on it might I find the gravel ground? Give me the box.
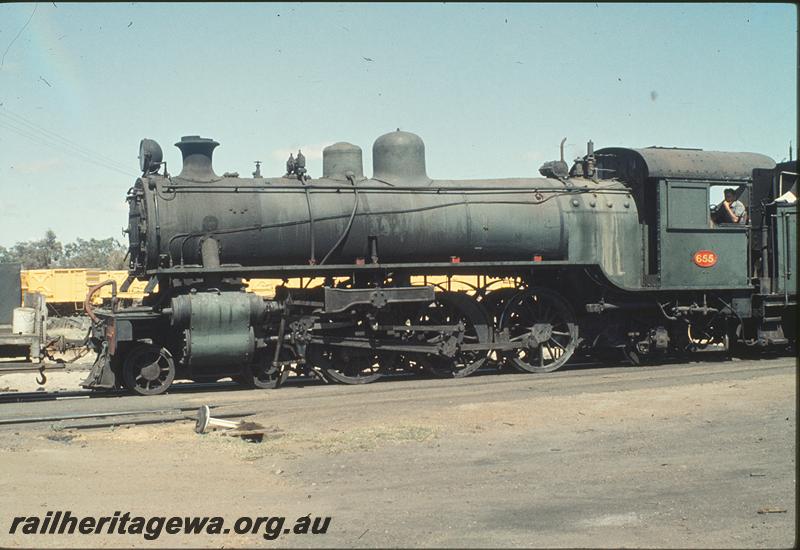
[0,356,795,548]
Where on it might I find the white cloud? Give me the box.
[13,157,64,174]
[0,60,21,73]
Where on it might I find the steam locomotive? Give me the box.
[81,130,796,395]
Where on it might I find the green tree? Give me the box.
[0,246,16,264]
[1,231,127,270]
[0,230,63,268]
[62,237,127,270]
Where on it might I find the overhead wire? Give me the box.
[0,114,133,175]
[0,117,136,177]
[0,119,135,177]
[0,107,132,171]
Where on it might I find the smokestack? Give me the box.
[175,136,219,181]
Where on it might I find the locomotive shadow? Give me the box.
[31,349,775,402]
[164,351,752,396]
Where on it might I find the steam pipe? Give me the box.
[84,280,118,324]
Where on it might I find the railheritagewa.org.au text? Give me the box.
[8,511,331,540]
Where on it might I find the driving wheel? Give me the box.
[235,346,292,389]
[410,291,491,378]
[307,346,395,385]
[498,288,578,373]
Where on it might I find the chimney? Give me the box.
[175,135,219,181]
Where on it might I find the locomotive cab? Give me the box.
[594,147,795,349]
[594,147,776,290]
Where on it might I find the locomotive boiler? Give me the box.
[81,129,796,395]
[128,132,576,271]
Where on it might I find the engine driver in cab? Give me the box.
[713,187,748,225]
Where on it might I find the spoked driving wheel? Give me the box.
[307,346,395,385]
[411,291,491,378]
[478,287,523,321]
[499,288,578,373]
[235,346,292,389]
[122,343,176,395]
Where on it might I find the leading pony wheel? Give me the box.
[122,344,176,395]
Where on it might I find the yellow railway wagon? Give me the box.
[21,269,148,314]
[21,269,515,315]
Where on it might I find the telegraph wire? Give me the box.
[0,121,135,177]
[0,107,131,170]
[0,107,133,172]
[0,118,134,177]
[0,119,136,177]
[0,119,135,177]
[0,117,130,175]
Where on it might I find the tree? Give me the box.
[0,246,15,264]
[0,230,63,269]
[0,231,127,270]
[62,237,127,270]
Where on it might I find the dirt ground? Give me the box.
[0,356,795,548]
[0,364,90,394]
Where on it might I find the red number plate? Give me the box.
[693,250,718,268]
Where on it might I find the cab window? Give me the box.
[709,184,748,226]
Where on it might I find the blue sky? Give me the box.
[0,2,796,246]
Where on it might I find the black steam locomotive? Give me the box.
[81,130,796,394]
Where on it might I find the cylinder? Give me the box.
[170,292,259,367]
[323,142,364,180]
[12,307,36,335]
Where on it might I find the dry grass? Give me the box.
[196,422,440,462]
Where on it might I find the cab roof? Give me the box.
[595,147,776,182]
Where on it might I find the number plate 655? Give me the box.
[693,250,718,268]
